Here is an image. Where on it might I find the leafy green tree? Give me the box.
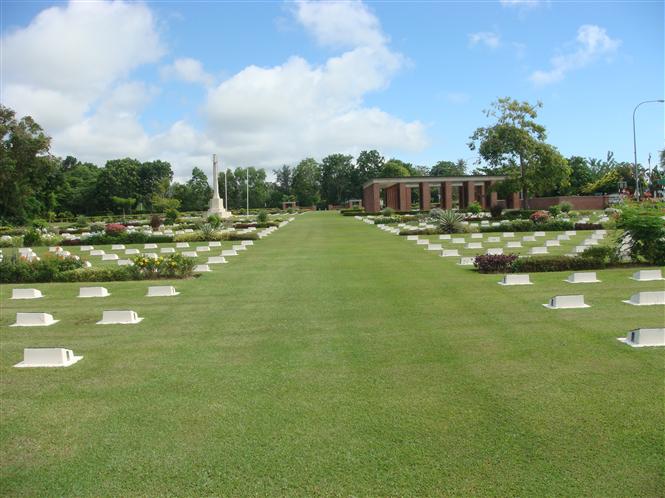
[0,105,54,222]
[170,167,212,211]
[469,97,570,207]
[320,153,354,205]
[55,159,100,215]
[380,158,411,177]
[138,160,173,210]
[355,150,385,190]
[292,158,321,206]
[95,158,141,211]
[562,156,594,195]
[430,159,466,176]
[275,165,292,195]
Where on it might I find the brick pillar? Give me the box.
[399,184,410,211]
[419,182,431,211]
[509,191,521,209]
[486,181,498,207]
[362,183,380,213]
[385,185,399,210]
[441,182,452,209]
[464,181,475,208]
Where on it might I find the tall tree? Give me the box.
[95,158,141,212]
[170,167,212,211]
[275,165,292,196]
[320,153,354,205]
[0,106,54,222]
[138,160,173,210]
[380,158,411,177]
[292,158,321,206]
[430,160,466,176]
[469,97,570,207]
[355,150,384,190]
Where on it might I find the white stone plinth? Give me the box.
[618,328,665,347]
[565,272,600,283]
[14,348,82,368]
[543,295,589,309]
[194,264,211,272]
[11,288,43,299]
[440,249,459,257]
[97,310,143,324]
[11,313,59,326]
[147,286,179,297]
[630,270,664,281]
[498,274,532,286]
[623,291,665,306]
[78,286,110,298]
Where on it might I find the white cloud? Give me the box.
[201,0,426,168]
[468,31,501,49]
[530,24,621,85]
[1,0,163,130]
[161,58,214,86]
[293,0,385,48]
[1,0,427,178]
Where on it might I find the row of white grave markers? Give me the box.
[365,219,665,347]
[10,218,296,367]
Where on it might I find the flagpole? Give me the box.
[246,167,249,216]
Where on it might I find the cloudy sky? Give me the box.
[1,0,663,180]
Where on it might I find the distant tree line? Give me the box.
[1,102,662,223]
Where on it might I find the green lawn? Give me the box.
[1,212,664,496]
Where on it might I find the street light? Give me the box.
[632,99,664,199]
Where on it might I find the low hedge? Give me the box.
[62,232,174,246]
[574,223,604,230]
[479,219,575,233]
[473,254,519,273]
[0,253,195,283]
[399,228,440,236]
[512,256,605,273]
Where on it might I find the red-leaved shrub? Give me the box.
[105,223,126,236]
[530,210,550,223]
[473,254,519,273]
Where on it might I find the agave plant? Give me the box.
[198,222,216,239]
[436,209,465,233]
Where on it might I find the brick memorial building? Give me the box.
[361,176,519,213]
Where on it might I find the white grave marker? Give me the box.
[498,274,532,286]
[14,348,82,368]
[11,313,59,326]
[543,295,589,309]
[11,288,43,299]
[97,310,143,324]
[78,287,110,298]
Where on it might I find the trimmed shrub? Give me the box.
[373,216,400,225]
[474,254,519,273]
[503,209,536,220]
[559,202,572,213]
[574,223,603,230]
[150,214,162,230]
[399,228,439,236]
[130,253,195,279]
[22,229,42,247]
[467,201,482,215]
[0,254,85,283]
[490,205,503,219]
[256,210,268,224]
[548,204,562,217]
[165,208,179,225]
[512,256,605,273]
[530,210,550,223]
[381,207,395,217]
[617,203,665,265]
[105,223,126,236]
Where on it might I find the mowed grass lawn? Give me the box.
[1,212,664,496]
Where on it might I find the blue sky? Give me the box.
[1,0,663,179]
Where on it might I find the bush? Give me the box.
[490,205,503,218]
[503,209,536,220]
[399,228,439,236]
[0,254,85,283]
[617,203,665,265]
[381,207,395,217]
[530,210,550,223]
[429,208,445,220]
[75,215,89,227]
[437,209,465,233]
[578,245,620,264]
[512,256,605,273]
[548,204,561,217]
[150,214,162,230]
[559,202,572,213]
[22,229,42,247]
[130,253,195,279]
[165,208,179,225]
[105,223,126,236]
[467,201,482,215]
[256,210,268,224]
[574,223,603,230]
[473,254,519,273]
[207,214,222,229]
[30,218,49,230]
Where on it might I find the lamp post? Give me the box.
[632,99,664,199]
